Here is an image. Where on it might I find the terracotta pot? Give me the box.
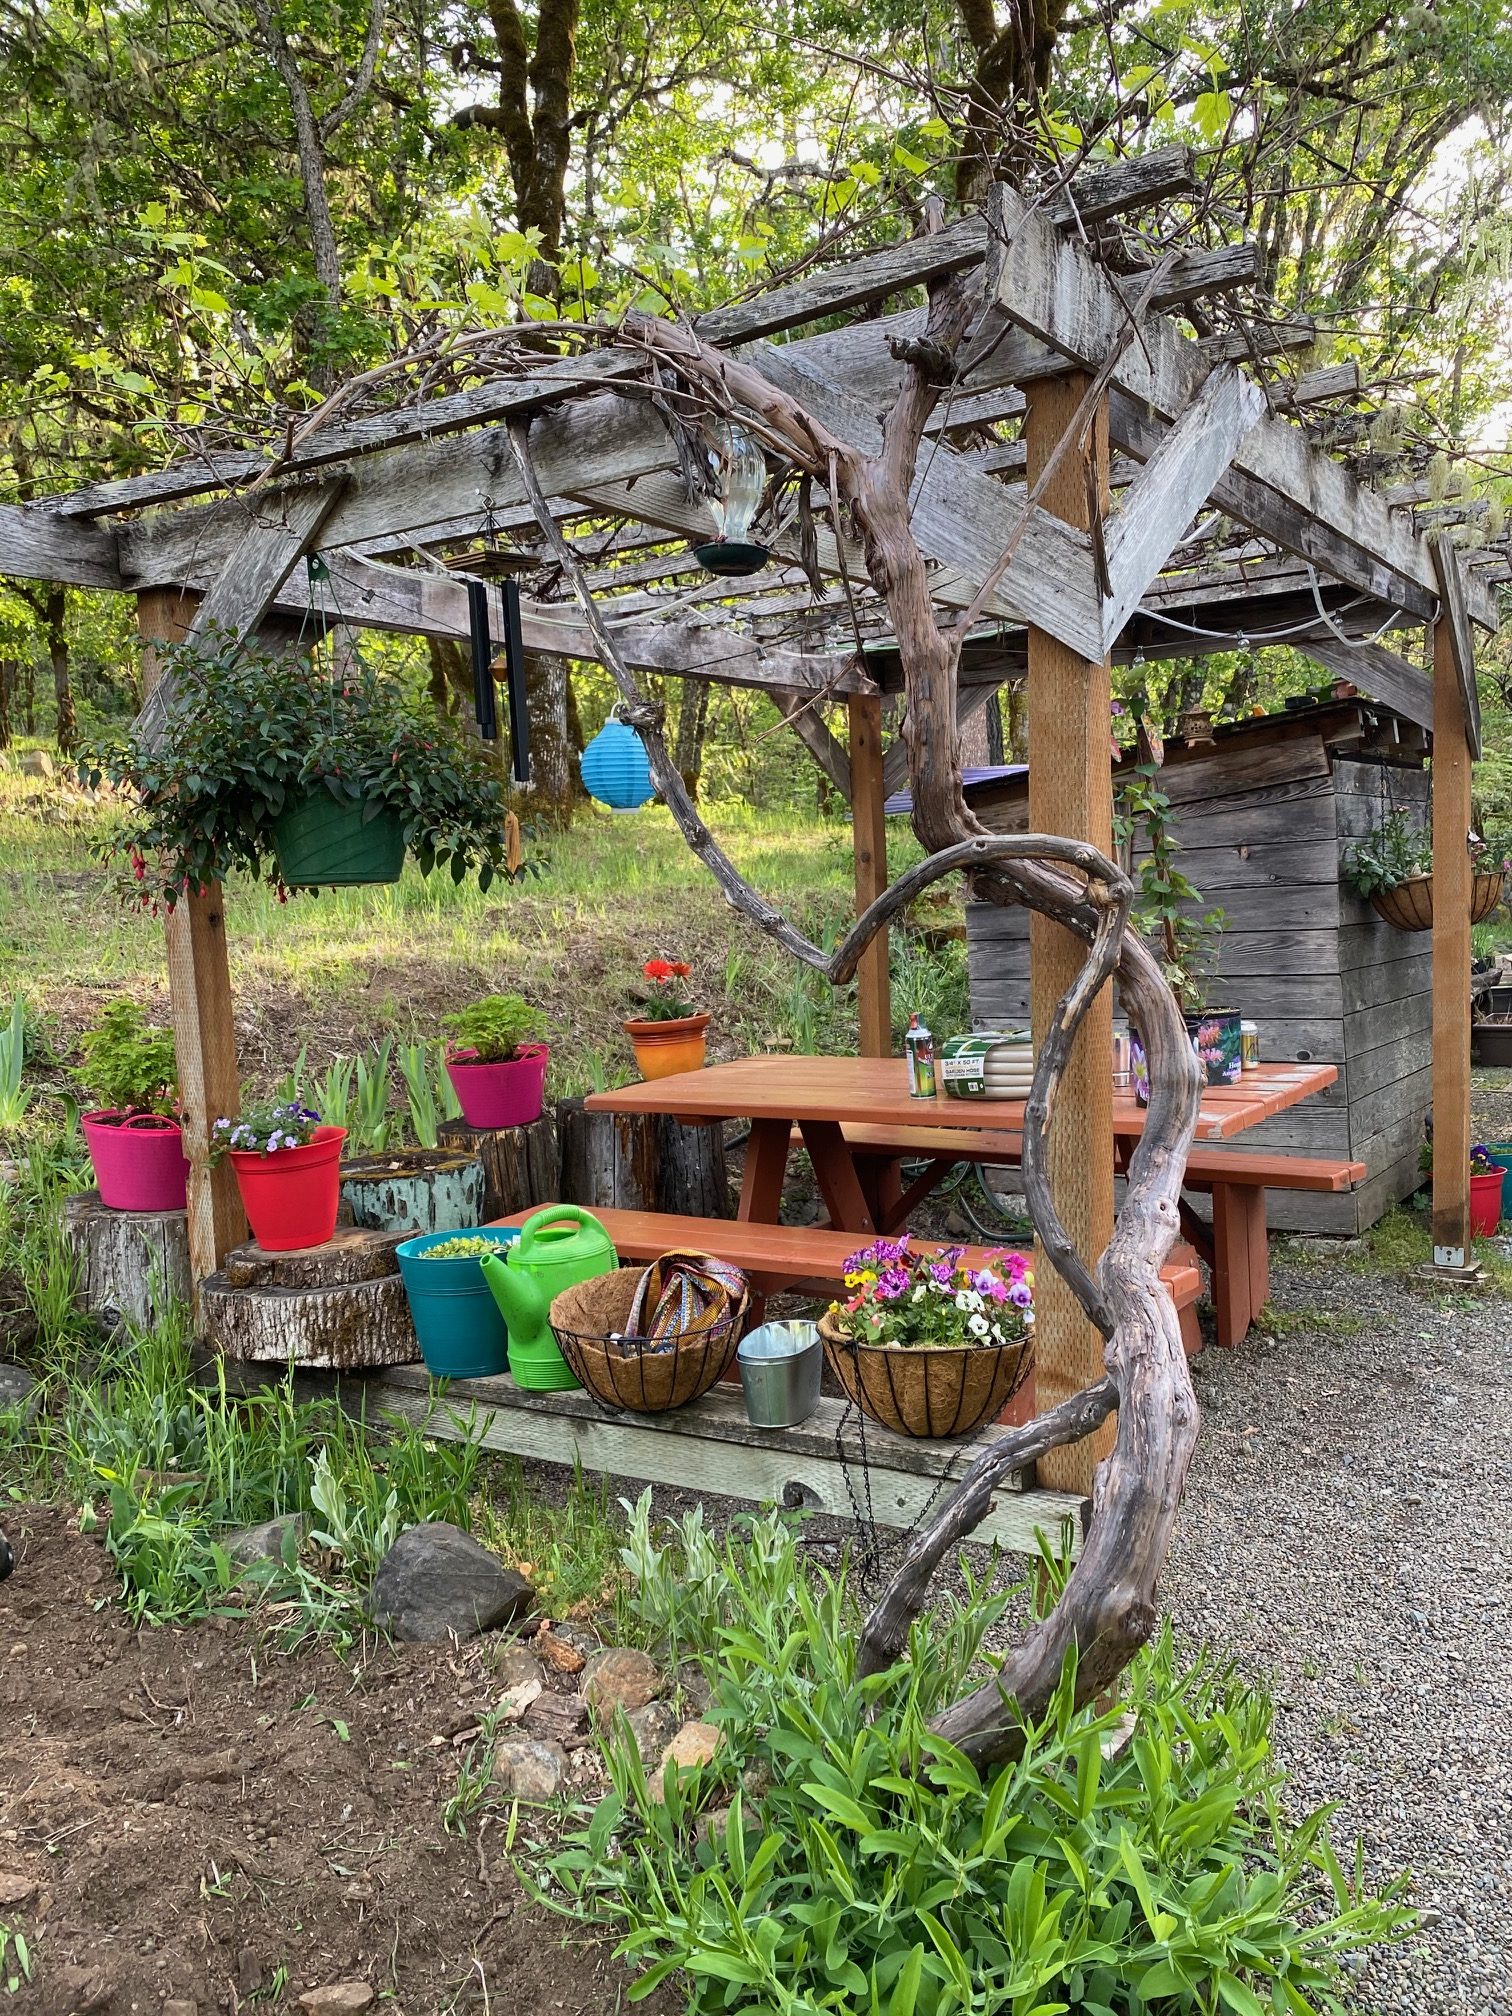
[1369,871,1504,933]
[444,1046,549,1129]
[818,1311,1032,1439]
[624,1012,710,1081]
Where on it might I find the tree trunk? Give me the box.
[45,585,75,754]
[674,680,712,797]
[523,649,581,822]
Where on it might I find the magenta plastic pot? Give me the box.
[81,1110,190,1213]
[444,1046,550,1130]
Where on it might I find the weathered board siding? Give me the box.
[964,705,1431,1234]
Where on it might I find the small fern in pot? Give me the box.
[441,994,551,1131]
[82,633,516,907]
[76,1001,189,1214]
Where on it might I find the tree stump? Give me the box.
[556,1099,729,1218]
[63,1190,192,1331]
[437,1114,559,1221]
[340,1147,486,1234]
[201,1228,420,1369]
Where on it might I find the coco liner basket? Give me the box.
[549,1252,749,1413]
[1370,870,1504,932]
[818,1311,1033,1439]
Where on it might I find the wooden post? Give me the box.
[1430,609,1473,1267]
[849,692,891,1057]
[137,588,247,1286]
[1024,374,1116,1493]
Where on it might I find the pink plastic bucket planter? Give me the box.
[81,1111,190,1213]
[445,1046,550,1130]
[230,1126,347,1252]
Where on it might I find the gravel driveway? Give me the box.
[1163,1235,1512,2016]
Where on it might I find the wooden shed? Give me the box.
[964,699,1432,1234]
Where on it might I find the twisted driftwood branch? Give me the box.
[507,245,1205,1761]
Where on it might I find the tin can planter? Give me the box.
[340,1147,485,1235]
[271,790,406,888]
[818,1313,1032,1439]
[230,1125,346,1251]
[80,1110,189,1213]
[1370,871,1504,933]
[624,1013,709,1081]
[444,1046,550,1130]
[1185,1009,1243,1087]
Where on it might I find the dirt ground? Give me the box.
[0,1507,657,2016]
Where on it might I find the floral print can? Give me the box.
[1185,1009,1243,1087]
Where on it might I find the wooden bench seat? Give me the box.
[492,1203,1204,1353]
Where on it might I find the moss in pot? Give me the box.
[442,994,550,1130]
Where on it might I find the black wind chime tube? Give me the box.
[466,578,498,743]
[499,579,531,785]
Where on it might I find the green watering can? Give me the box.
[478,1205,617,1391]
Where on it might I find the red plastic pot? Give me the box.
[81,1110,189,1213]
[230,1126,347,1252]
[444,1046,549,1130]
[1470,1169,1503,1238]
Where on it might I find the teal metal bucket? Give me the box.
[396,1228,520,1379]
[1484,1144,1512,1222]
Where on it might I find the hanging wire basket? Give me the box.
[817,1314,1033,1439]
[550,1257,748,1413]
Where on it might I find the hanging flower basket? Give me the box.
[818,1314,1031,1438]
[1369,871,1504,933]
[271,790,407,888]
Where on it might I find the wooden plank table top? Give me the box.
[586,1054,1338,1144]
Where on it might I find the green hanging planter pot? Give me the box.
[271,788,407,887]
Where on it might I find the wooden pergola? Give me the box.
[4,147,1501,1457]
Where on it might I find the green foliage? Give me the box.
[0,995,29,1131]
[209,1098,321,1162]
[442,992,548,1063]
[352,1037,397,1152]
[1342,809,1432,898]
[1115,758,1225,1014]
[397,1038,460,1147]
[538,1517,1415,2016]
[81,635,514,906]
[76,999,178,1114]
[421,1234,501,1259]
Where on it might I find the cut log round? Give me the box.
[63,1190,192,1330]
[222,1226,405,1290]
[201,1270,420,1368]
[438,1114,560,1221]
[556,1098,729,1218]
[340,1147,486,1234]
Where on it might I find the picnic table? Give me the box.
[586,1054,1344,1346]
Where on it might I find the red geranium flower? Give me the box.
[644,958,674,981]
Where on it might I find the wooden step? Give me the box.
[371,1364,1088,1559]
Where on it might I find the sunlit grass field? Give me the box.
[0,760,967,1101]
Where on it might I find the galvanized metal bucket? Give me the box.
[737,1320,822,1429]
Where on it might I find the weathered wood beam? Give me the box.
[776,692,853,801]
[1292,629,1432,731]
[1277,362,1363,408]
[1131,242,1261,308]
[984,183,1481,629]
[0,501,121,588]
[1100,365,1266,645]
[750,341,1103,660]
[1429,533,1482,760]
[1042,146,1195,226]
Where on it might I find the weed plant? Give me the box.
[534,1506,1416,2016]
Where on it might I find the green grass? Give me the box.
[0,768,965,1116]
[1349,1200,1512,1292]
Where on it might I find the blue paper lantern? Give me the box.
[580,714,655,811]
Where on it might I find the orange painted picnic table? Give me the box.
[586,1053,1339,1234]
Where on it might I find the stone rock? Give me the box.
[551,1618,603,1658]
[625,1700,680,1766]
[370,1523,533,1643]
[583,1646,662,1716]
[663,1720,724,1771]
[19,749,53,779]
[535,1625,586,1675]
[677,1662,714,1715]
[740,1759,774,1802]
[297,1987,375,2014]
[0,1871,36,1908]
[0,1364,40,1431]
[492,1736,566,1801]
[485,1638,541,1690]
[523,1691,589,1747]
[224,1512,305,1568]
[164,2001,198,2016]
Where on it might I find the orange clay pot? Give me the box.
[623,1013,710,1081]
